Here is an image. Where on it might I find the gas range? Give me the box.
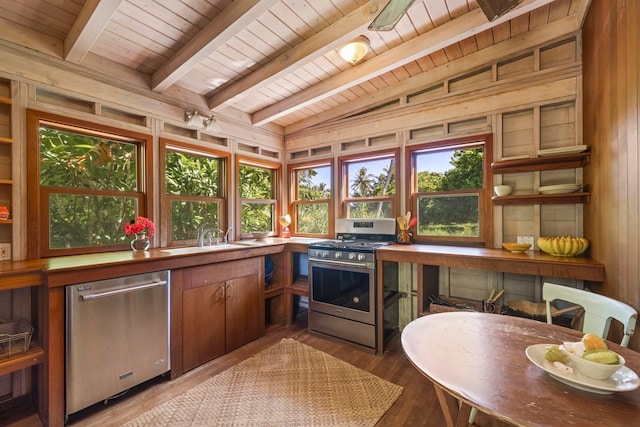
[308,218,396,269]
[307,218,400,351]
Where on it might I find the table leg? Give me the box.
[432,383,472,427]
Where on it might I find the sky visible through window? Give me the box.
[309,151,455,188]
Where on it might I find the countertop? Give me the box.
[0,237,325,289]
[1,239,605,288]
[376,244,604,281]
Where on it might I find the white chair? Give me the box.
[542,282,637,347]
[469,283,637,425]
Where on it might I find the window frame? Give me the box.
[159,138,230,247]
[338,148,400,219]
[236,155,281,239]
[26,109,153,258]
[288,159,335,238]
[406,134,493,247]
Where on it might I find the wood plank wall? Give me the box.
[583,0,640,351]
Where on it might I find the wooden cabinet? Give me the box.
[492,151,591,205]
[181,258,262,372]
[0,270,45,421]
[264,245,309,327]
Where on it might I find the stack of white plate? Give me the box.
[538,184,582,194]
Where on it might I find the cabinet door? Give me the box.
[225,274,261,352]
[182,282,225,372]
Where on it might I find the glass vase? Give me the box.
[130,233,151,251]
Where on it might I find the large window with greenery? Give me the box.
[161,140,228,246]
[407,135,492,245]
[339,149,399,219]
[27,109,152,257]
[289,161,333,236]
[237,157,280,237]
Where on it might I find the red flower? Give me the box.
[124,216,155,238]
[408,217,417,228]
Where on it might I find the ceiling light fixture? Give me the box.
[339,36,370,65]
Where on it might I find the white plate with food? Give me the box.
[525,344,640,394]
[538,184,582,194]
[537,145,588,157]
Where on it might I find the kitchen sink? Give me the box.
[160,245,232,255]
[230,240,269,247]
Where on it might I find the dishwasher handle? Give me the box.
[81,280,168,301]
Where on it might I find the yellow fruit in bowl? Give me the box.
[582,333,607,351]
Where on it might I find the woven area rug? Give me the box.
[123,338,403,426]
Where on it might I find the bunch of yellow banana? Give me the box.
[537,236,590,257]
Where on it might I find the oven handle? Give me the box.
[81,280,168,301]
[309,259,374,269]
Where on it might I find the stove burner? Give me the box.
[309,239,393,252]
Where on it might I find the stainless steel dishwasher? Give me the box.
[65,270,170,417]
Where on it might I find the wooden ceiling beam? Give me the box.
[64,0,125,64]
[151,0,279,93]
[252,0,555,127]
[206,0,391,111]
[284,14,581,135]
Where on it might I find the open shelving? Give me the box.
[492,151,591,205]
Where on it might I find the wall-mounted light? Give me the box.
[184,110,202,127]
[203,116,221,132]
[184,110,221,132]
[339,36,370,65]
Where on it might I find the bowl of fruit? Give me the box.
[559,333,624,380]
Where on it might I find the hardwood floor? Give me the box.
[2,314,509,426]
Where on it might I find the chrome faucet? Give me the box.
[197,225,231,246]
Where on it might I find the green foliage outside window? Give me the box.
[239,164,274,233]
[346,158,395,218]
[39,127,140,249]
[295,167,331,234]
[415,147,483,237]
[165,151,222,241]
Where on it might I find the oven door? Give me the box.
[308,259,375,325]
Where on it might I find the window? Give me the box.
[161,139,229,246]
[289,161,333,236]
[407,134,492,245]
[237,157,280,237]
[339,149,399,218]
[27,109,152,257]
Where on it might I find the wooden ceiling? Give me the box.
[0,0,590,136]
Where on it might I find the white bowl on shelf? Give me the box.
[494,185,512,196]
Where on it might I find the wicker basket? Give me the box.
[0,318,34,358]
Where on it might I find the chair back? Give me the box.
[543,282,637,347]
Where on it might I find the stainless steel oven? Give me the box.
[308,219,396,350]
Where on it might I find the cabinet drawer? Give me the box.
[184,258,261,290]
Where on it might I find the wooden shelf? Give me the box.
[492,152,590,174]
[0,342,45,377]
[289,276,309,296]
[0,96,11,105]
[492,192,590,205]
[0,136,12,144]
[0,179,13,185]
[264,283,284,299]
[0,219,13,224]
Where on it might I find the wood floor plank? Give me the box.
[2,314,509,426]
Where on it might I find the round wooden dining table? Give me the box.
[401,311,640,427]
